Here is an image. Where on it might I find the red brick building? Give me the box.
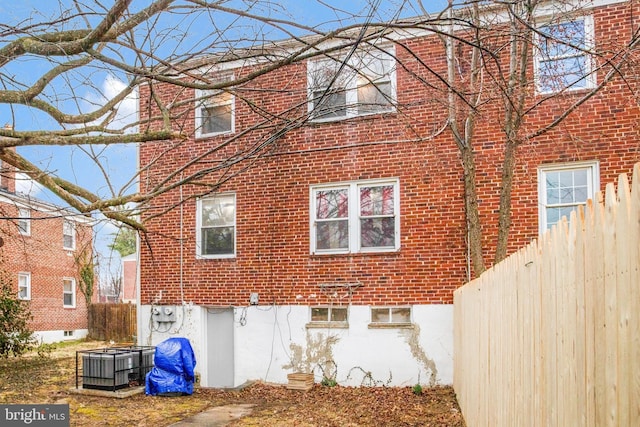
[121,252,137,303]
[137,0,640,387]
[0,164,94,343]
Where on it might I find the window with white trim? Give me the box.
[18,272,30,300]
[370,307,412,326]
[63,278,76,308]
[195,76,234,137]
[18,207,30,236]
[63,220,75,250]
[311,179,400,254]
[535,16,595,94]
[538,162,599,233]
[197,193,236,258]
[311,306,348,323]
[308,46,396,121]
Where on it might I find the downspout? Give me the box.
[136,232,142,345]
[135,138,143,345]
[179,175,185,304]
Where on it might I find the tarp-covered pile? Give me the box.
[145,337,196,396]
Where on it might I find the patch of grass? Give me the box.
[36,342,57,358]
[0,341,467,426]
[50,339,89,349]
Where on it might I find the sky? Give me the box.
[0,0,447,288]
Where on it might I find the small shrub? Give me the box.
[0,279,36,358]
[321,377,337,387]
[36,342,57,358]
[412,383,423,395]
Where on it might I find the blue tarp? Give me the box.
[145,337,196,396]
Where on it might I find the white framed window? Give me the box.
[195,76,235,138]
[369,307,412,326]
[18,272,30,300]
[18,207,30,236]
[535,16,595,94]
[311,306,348,322]
[311,179,400,254]
[196,193,236,258]
[63,220,75,250]
[538,161,599,233]
[307,306,349,329]
[308,45,396,121]
[63,278,76,308]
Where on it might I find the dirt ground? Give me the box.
[0,340,466,426]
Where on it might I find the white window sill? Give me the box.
[309,108,396,124]
[306,321,349,329]
[535,84,596,96]
[196,254,236,260]
[311,249,400,256]
[195,130,233,139]
[368,322,414,330]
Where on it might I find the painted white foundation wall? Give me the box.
[34,329,88,344]
[138,304,453,388]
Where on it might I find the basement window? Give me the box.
[368,307,413,329]
[307,306,349,329]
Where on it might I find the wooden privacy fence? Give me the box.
[88,303,137,343]
[454,163,640,427]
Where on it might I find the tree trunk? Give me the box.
[494,141,518,263]
[461,144,486,276]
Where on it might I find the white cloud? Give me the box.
[14,172,45,197]
[83,74,138,132]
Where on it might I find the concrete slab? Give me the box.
[69,386,145,399]
[168,404,255,427]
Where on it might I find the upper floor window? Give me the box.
[308,46,396,121]
[63,278,76,308]
[538,161,599,233]
[63,220,75,250]
[195,76,234,138]
[310,179,400,254]
[535,16,595,94]
[196,193,236,258]
[18,272,30,300]
[18,207,30,236]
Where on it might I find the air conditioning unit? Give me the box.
[77,346,155,391]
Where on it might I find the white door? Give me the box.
[206,307,235,387]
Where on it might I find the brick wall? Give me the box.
[0,199,93,332]
[138,1,640,306]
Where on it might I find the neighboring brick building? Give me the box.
[137,0,640,387]
[0,164,94,344]
[121,252,137,303]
